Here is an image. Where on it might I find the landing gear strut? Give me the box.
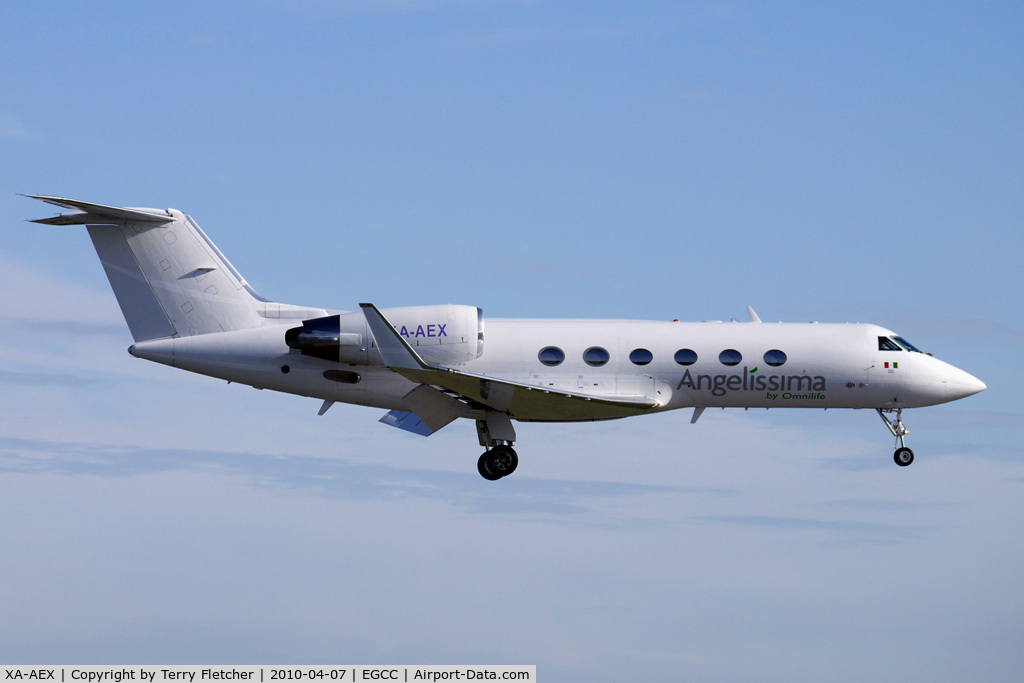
[877,408,914,467]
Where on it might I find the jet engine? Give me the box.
[286,304,484,366]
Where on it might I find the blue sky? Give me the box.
[2,1,1023,680]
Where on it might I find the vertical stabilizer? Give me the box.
[28,196,266,341]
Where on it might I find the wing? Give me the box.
[360,303,660,422]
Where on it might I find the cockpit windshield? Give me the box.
[878,336,902,351]
[892,336,923,353]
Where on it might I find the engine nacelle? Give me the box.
[371,304,484,365]
[286,304,484,367]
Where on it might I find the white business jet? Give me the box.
[27,196,985,479]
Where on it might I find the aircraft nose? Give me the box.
[945,368,986,401]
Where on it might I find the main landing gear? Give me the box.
[877,408,914,467]
[477,445,519,480]
[476,414,518,480]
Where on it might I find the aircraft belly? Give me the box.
[263,367,416,411]
[507,399,648,422]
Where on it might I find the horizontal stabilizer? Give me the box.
[25,195,173,224]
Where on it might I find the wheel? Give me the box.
[488,445,518,477]
[478,452,502,480]
[894,447,914,467]
[482,445,518,479]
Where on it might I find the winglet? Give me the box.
[360,303,433,371]
[746,306,762,323]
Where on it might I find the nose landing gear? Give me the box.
[878,408,914,467]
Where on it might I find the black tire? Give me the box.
[894,447,914,467]
[478,452,502,480]
[485,445,519,478]
[496,446,519,476]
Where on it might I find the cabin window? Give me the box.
[719,349,742,366]
[892,336,923,353]
[674,348,698,366]
[763,349,787,367]
[878,337,902,351]
[629,348,653,366]
[583,347,610,367]
[538,346,565,367]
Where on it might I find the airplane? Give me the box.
[26,195,986,480]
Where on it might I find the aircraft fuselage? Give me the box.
[130,316,984,419]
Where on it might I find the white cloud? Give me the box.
[2,432,1023,679]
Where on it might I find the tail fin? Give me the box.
[27,195,266,341]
